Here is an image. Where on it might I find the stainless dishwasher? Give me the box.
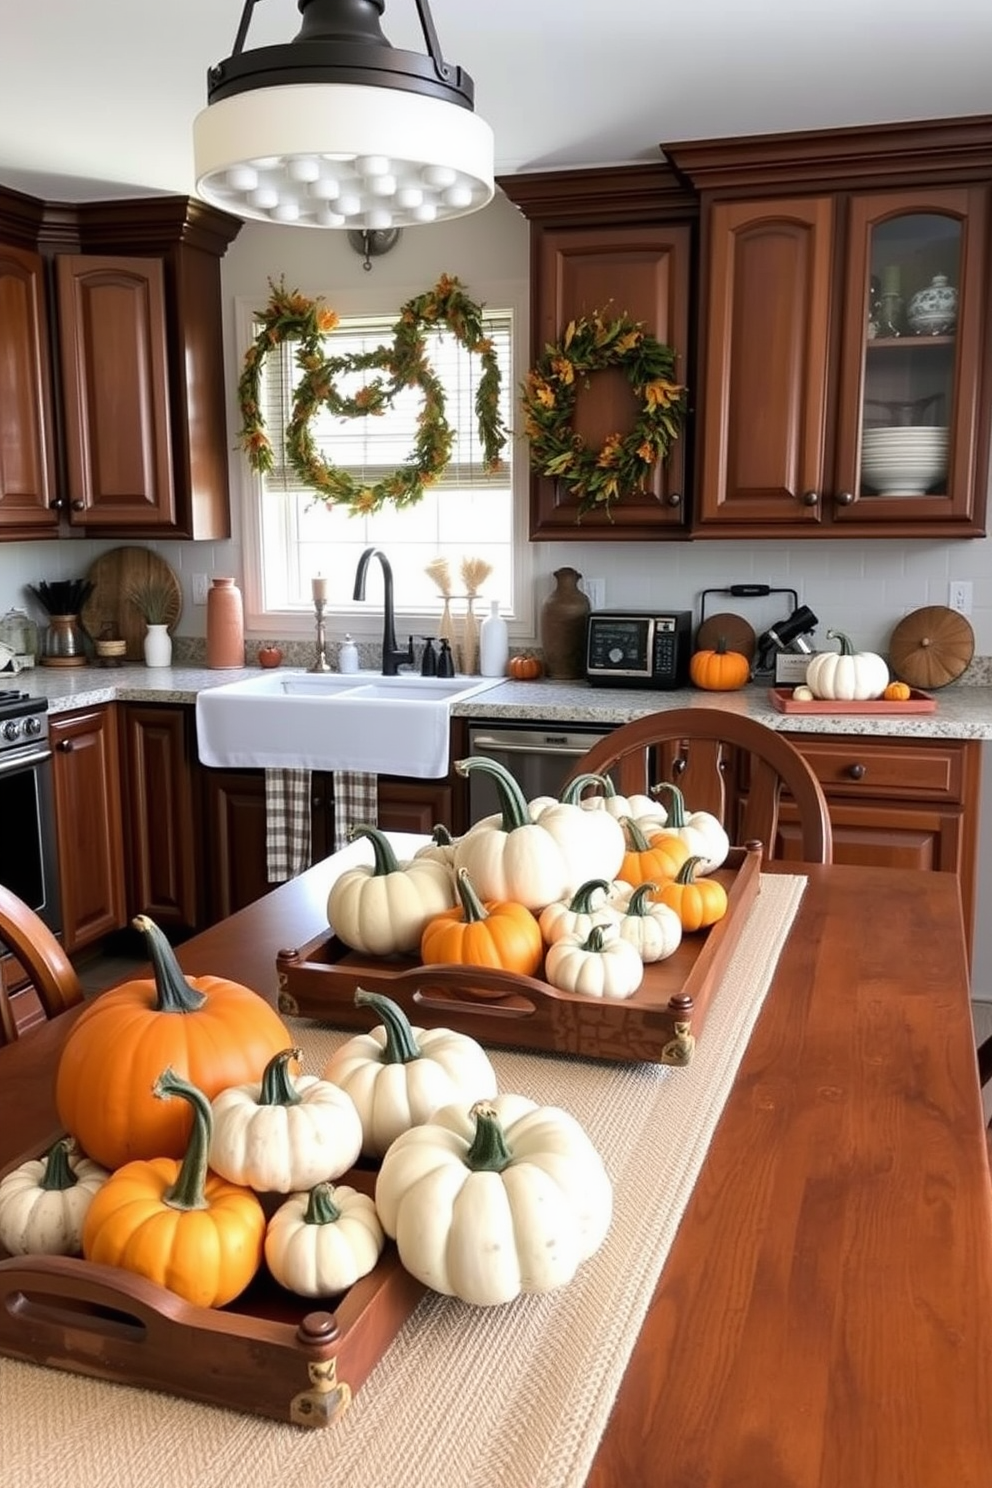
[465,721,613,823]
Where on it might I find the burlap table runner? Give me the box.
[2,873,806,1488]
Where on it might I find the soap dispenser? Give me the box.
[338,634,359,674]
[420,636,437,676]
[436,638,455,677]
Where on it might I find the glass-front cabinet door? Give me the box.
[833,186,989,530]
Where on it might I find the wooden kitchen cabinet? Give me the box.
[120,704,200,932]
[498,165,697,540]
[667,118,992,538]
[0,236,58,535]
[50,706,127,954]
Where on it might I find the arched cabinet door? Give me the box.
[0,241,59,535]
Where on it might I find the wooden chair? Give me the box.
[0,885,83,1045]
[977,1036,992,1165]
[562,707,833,864]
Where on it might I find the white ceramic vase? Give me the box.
[143,623,172,668]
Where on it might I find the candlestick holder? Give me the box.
[308,598,332,673]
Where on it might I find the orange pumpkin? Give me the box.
[617,816,691,890]
[421,867,544,977]
[508,652,543,680]
[56,916,293,1169]
[883,680,912,701]
[657,855,728,931]
[689,637,751,691]
[82,1068,265,1308]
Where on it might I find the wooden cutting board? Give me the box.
[80,547,182,662]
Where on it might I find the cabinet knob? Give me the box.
[835,490,856,507]
[666,491,682,508]
[800,490,819,506]
[71,499,86,512]
[57,739,75,752]
[847,762,866,781]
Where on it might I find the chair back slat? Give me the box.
[0,885,83,1046]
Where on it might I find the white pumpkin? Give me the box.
[651,782,730,873]
[805,630,889,701]
[537,877,621,946]
[453,757,625,910]
[615,882,683,963]
[327,824,456,956]
[0,1138,108,1257]
[564,771,668,831]
[323,989,499,1159]
[264,1181,384,1296]
[209,1047,363,1193]
[413,823,459,868]
[374,1094,613,1306]
[543,923,644,1000]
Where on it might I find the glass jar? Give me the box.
[0,608,39,661]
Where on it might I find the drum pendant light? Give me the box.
[193,0,495,229]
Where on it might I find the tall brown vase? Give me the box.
[206,577,245,669]
[539,567,590,679]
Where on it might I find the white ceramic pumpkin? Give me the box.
[264,1181,384,1296]
[323,989,499,1159]
[0,1138,109,1256]
[805,630,889,701]
[208,1047,363,1193]
[374,1094,613,1306]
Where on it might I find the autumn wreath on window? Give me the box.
[237,274,506,515]
[521,311,686,520]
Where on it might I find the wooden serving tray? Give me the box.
[0,1164,424,1429]
[769,686,936,715]
[276,844,764,1065]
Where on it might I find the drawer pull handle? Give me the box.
[847,763,866,781]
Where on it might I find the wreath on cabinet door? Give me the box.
[237,275,506,516]
[521,310,687,520]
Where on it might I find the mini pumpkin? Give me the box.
[650,782,730,873]
[537,877,621,947]
[375,1095,613,1307]
[420,866,545,977]
[543,923,644,1001]
[508,653,542,680]
[264,1181,385,1297]
[323,989,499,1159]
[0,1138,109,1257]
[689,637,751,691]
[657,855,729,932]
[617,815,691,889]
[327,824,456,957]
[615,882,683,964]
[82,1068,266,1309]
[883,680,912,702]
[805,630,889,701]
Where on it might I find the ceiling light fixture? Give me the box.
[193,0,495,230]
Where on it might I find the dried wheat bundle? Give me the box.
[460,557,492,597]
[425,556,452,596]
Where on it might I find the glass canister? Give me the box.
[0,607,39,662]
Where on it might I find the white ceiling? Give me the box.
[2,0,992,203]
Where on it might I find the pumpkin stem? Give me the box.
[580,924,611,953]
[560,772,611,805]
[431,823,455,846]
[258,1047,304,1107]
[567,878,613,913]
[133,916,208,1013]
[453,756,531,831]
[347,824,403,876]
[826,629,856,656]
[651,781,687,828]
[673,855,706,886]
[620,815,655,851]
[465,1102,513,1172]
[303,1181,343,1226]
[39,1137,79,1192]
[626,882,660,917]
[453,867,489,924]
[354,988,422,1064]
[154,1068,212,1212]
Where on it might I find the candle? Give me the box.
[311,574,328,604]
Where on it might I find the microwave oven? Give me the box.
[585,610,692,688]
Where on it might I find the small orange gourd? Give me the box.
[420,867,545,977]
[617,817,691,890]
[883,680,912,702]
[508,653,542,680]
[657,855,729,932]
[689,637,750,692]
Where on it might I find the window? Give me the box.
[239,289,532,640]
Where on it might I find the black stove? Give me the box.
[0,689,49,755]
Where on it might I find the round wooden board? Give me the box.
[888,605,974,689]
[695,612,757,663]
[80,548,183,662]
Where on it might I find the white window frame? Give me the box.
[238,278,535,643]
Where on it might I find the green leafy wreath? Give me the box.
[237,274,506,516]
[521,311,687,519]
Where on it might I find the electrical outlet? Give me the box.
[949,579,973,616]
[581,576,606,610]
[192,573,210,605]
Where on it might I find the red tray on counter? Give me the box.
[769,686,936,714]
[0,1163,424,1429]
[276,844,764,1066]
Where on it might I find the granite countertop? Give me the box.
[15,663,992,740]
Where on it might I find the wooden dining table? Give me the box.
[3,851,992,1486]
